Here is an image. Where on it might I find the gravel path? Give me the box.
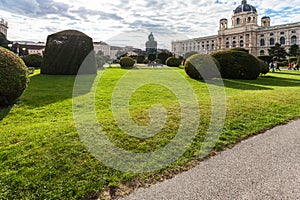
[121,120,300,200]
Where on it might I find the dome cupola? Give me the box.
[234,0,257,14]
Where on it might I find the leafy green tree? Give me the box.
[0,32,9,48]
[268,43,288,61]
[288,44,300,57]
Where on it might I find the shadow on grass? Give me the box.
[204,72,300,91]
[273,71,300,76]
[21,73,97,108]
[0,107,12,121]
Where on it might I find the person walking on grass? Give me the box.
[269,62,275,72]
[275,62,281,71]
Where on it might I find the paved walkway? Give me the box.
[121,120,300,200]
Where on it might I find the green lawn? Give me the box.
[0,68,300,199]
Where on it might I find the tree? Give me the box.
[288,44,300,57]
[0,32,9,48]
[268,43,288,61]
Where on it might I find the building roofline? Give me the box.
[259,22,300,30]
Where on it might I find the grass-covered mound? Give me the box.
[1,69,300,199]
[41,30,97,75]
[0,47,29,107]
[212,50,261,80]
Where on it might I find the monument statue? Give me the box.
[146,32,157,54]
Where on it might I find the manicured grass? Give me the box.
[0,68,300,199]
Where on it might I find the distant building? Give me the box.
[26,43,45,55]
[94,41,110,57]
[0,18,8,38]
[146,32,158,53]
[172,0,300,57]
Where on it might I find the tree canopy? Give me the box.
[288,44,300,57]
[268,43,288,61]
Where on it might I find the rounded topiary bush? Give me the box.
[143,59,150,64]
[257,59,269,75]
[231,47,249,53]
[211,50,261,80]
[184,54,221,80]
[166,57,182,67]
[120,56,135,69]
[157,52,171,64]
[136,55,145,64]
[148,53,156,62]
[22,54,43,69]
[41,29,97,75]
[0,47,29,107]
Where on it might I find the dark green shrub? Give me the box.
[297,56,300,64]
[0,47,29,106]
[258,55,272,64]
[41,29,97,75]
[166,57,182,67]
[120,56,135,69]
[136,55,145,64]
[231,47,249,53]
[154,59,162,64]
[157,51,171,64]
[95,55,106,69]
[148,53,157,61]
[257,59,269,75]
[288,57,298,63]
[22,54,43,69]
[184,51,198,59]
[184,54,221,80]
[143,59,150,64]
[212,50,261,80]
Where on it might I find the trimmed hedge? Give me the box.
[136,55,145,64]
[0,47,29,106]
[148,53,156,62]
[288,57,298,63]
[298,56,300,64]
[257,59,269,75]
[166,57,181,67]
[41,30,97,75]
[157,52,171,64]
[212,50,261,80]
[184,54,221,80]
[22,54,43,69]
[231,47,249,53]
[120,57,135,69]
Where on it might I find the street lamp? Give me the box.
[7,43,12,49]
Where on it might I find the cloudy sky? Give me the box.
[0,0,299,49]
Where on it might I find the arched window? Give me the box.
[260,50,265,55]
[232,41,237,47]
[270,38,275,46]
[260,39,265,46]
[236,18,241,25]
[248,17,251,23]
[226,42,229,48]
[280,37,285,45]
[291,36,297,44]
[240,40,244,47]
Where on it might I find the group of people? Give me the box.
[269,61,280,72]
[288,62,300,71]
[268,62,299,72]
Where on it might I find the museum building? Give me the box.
[172,0,300,57]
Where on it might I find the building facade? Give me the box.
[0,19,8,38]
[172,0,300,57]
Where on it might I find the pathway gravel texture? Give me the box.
[121,120,300,200]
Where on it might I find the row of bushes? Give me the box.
[185,49,268,80]
[120,56,183,68]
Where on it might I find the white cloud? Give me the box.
[0,0,299,49]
